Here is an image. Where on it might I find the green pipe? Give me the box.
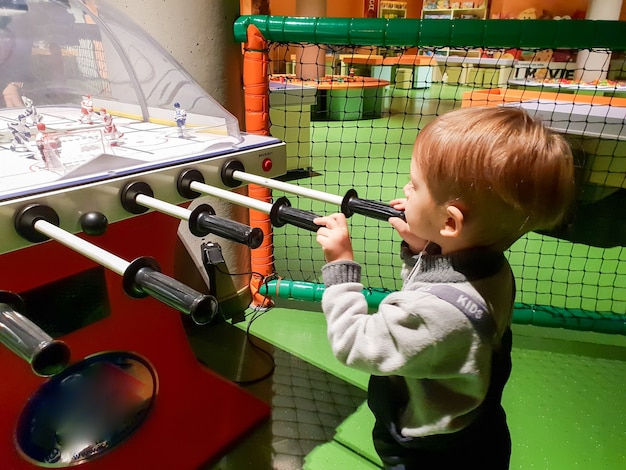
[263,278,389,308]
[234,16,626,49]
[261,279,625,335]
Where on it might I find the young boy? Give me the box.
[314,106,575,469]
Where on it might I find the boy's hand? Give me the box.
[389,198,428,253]
[314,213,354,263]
[389,197,407,211]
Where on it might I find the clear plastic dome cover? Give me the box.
[0,0,243,194]
[1,0,241,137]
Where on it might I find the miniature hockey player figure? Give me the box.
[22,95,42,125]
[100,108,124,145]
[35,122,64,171]
[79,94,96,124]
[8,113,31,152]
[35,122,46,160]
[174,102,187,138]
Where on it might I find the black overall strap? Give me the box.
[420,284,497,344]
[422,284,512,422]
[369,284,512,456]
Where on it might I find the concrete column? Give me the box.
[295,0,327,80]
[574,0,623,81]
[105,0,243,123]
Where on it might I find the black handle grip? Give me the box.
[123,257,218,325]
[270,197,321,232]
[189,204,264,249]
[341,189,405,221]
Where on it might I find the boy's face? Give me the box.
[404,158,445,242]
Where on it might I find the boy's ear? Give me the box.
[440,204,464,238]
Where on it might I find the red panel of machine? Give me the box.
[0,211,270,468]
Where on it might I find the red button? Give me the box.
[262,158,273,172]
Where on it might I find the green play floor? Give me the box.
[238,302,626,470]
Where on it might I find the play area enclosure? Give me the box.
[234,16,626,333]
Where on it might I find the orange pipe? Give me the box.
[243,24,274,309]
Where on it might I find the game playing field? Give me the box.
[0,106,243,200]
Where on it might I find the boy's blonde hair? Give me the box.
[413,106,575,238]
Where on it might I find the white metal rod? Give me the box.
[231,170,344,206]
[135,193,190,221]
[189,181,273,213]
[33,220,129,275]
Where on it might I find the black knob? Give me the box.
[80,211,108,235]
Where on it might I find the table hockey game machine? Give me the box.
[0,0,286,467]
